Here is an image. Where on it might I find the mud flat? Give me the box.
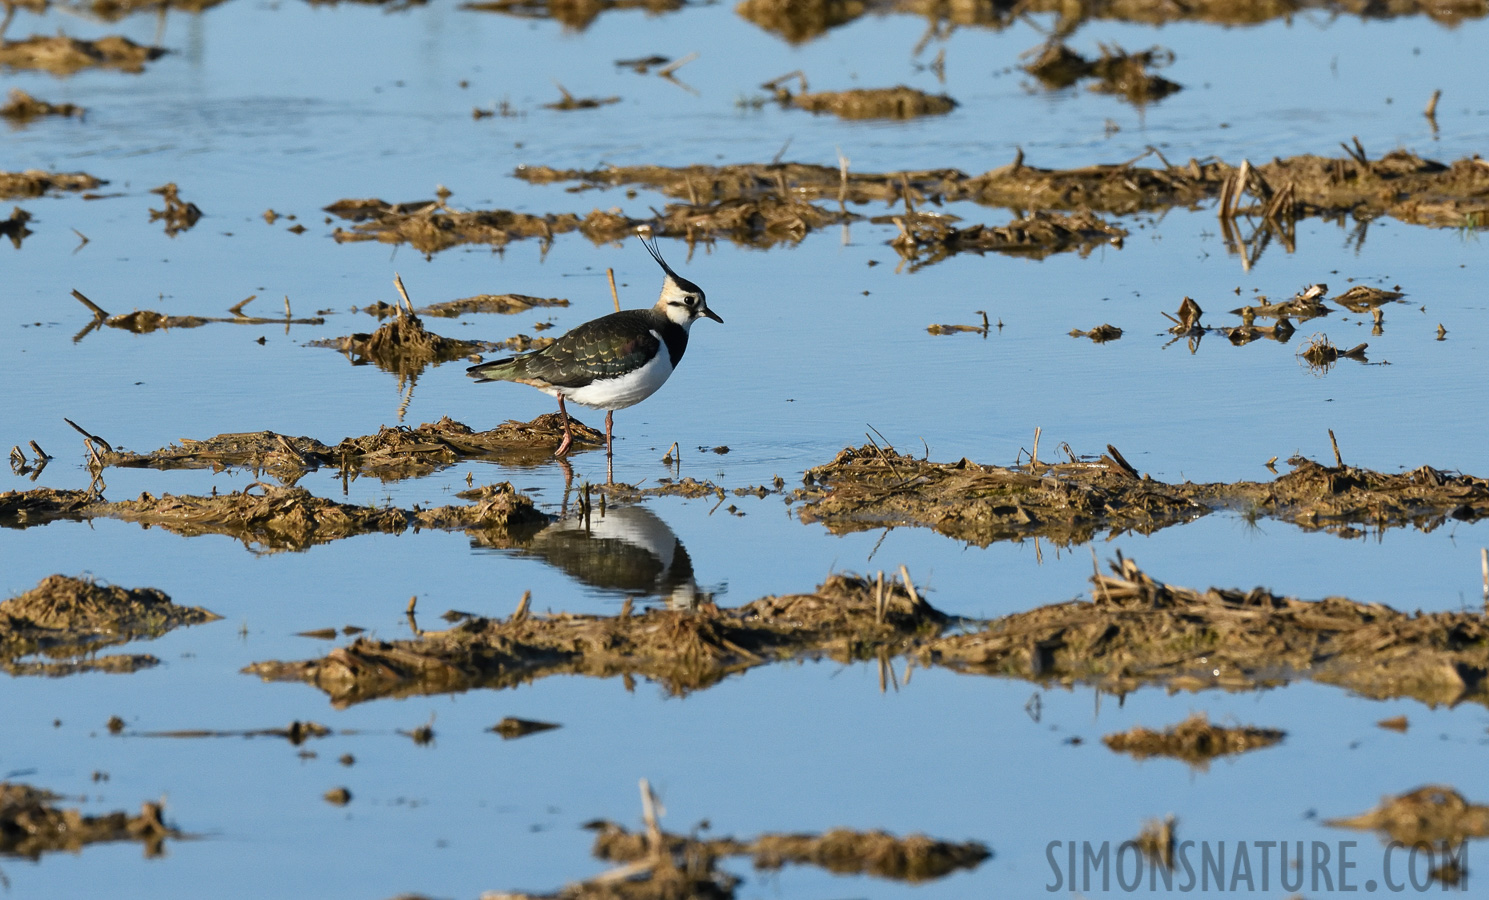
[0,89,83,121]
[93,413,604,480]
[1102,713,1284,765]
[0,35,165,75]
[0,575,218,676]
[248,554,1489,709]
[245,572,944,705]
[791,442,1489,545]
[0,782,176,858]
[0,169,104,200]
[0,480,550,552]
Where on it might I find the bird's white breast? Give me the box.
[560,339,676,410]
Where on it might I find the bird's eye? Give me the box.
[685,296,697,307]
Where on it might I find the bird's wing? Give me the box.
[522,311,663,388]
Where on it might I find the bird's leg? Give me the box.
[604,410,614,457]
[554,395,574,457]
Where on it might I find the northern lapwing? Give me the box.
[466,236,722,457]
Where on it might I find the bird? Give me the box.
[466,236,722,458]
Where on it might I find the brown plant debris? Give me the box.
[490,716,560,738]
[100,414,606,481]
[1,206,31,248]
[325,194,853,253]
[70,289,325,338]
[517,148,1489,229]
[1135,817,1177,869]
[91,481,549,553]
[148,183,202,236]
[0,487,96,528]
[0,781,176,859]
[736,0,867,43]
[1298,333,1369,371]
[136,720,332,743]
[1070,323,1123,341]
[792,442,1489,546]
[927,311,991,336]
[311,309,492,377]
[0,575,218,677]
[1327,786,1489,846]
[0,34,166,75]
[57,0,229,18]
[1102,713,1284,764]
[0,88,83,121]
[543,83,620,110]
[244,572,945,706]
[890,209,1125,267]
[460,0,684,30]
[360,293,569,319]
[1332,284,1406,312]
[925,555,1489,708]
[1025,43,1181,104]
[590,821,991,882]
[788,85,957,119]
[0,169,104,200]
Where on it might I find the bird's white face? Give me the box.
[658,274,722,328]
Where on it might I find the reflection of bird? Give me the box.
[515,505,708,609]
[466,237,723,457]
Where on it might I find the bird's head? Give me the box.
[642,235,723,328]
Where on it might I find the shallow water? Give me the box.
[4,0,1489,896]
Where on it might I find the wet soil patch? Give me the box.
[99,413,605,480]
[358,292,568,319]
[0,34,166,75]
[924,555,1489,708]
[245,572,946,705]
[325,193,855,253]
[70,290,325,340]
[59,0,229,19]
[518,148,1489,230]
[776,83,957,120]
[0,169,104,200]
[0,781,176,859]
[460,0,684,30]
[1,206,30,247]
[589,821,990,882]
[1102,713,1284,765]
[889,209,1125,268]
[0,575,219,676]
[311,309,498,378]
[1327,786,1489,846]
[0,88,83,121]
[791,443,1489,546]
[2,479,550,552]
[736,0,867,43]
[1024,43,1180,104]
[148,182,201,236]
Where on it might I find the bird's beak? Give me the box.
[702,307,724,324]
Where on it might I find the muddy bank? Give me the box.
[325,193,854,253]
[58,0,228,18]
[791,442,1489,545]
[98,413,604,480]
[925,556,1489,708]
[461,0,684,30]
[1328,786,1489,845]
[1102,713,1284,765]
[0,34,166,75]
[1,575,219,676]
[1,479,550,552]
[736,0,1486,44]
[248,555,1489,708]
[245,571,944,705]
[358,292,568,319]
[518,148,1489,229]
[0,169,104,200]
[70,290,325,340]
[1024,43,1180,104]
[890,209,1125,268]
[311,309,498,379]
[0,781,176,859]
[763,78,957,119]
[589,821,989,881]
[0,89,83,121]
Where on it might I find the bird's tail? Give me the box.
[466,356,520,382]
